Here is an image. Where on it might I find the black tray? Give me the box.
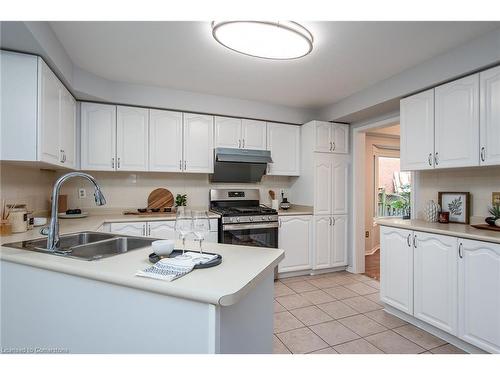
[148,250,222,269]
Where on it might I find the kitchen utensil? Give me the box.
[152,240,175,256]
[271,199,279,210]
[148,251,222,269]
[147,188,174,210]
[269,190,275,200]
[0,220,12,236]
[8,204,28,233]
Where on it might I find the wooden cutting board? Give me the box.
[471,224,500,232]
[147,188,174,210]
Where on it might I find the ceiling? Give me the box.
[49,21,499,110]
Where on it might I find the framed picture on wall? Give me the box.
[438,192,471,224]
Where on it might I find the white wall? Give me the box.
[416,166,500,220]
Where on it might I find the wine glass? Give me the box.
[174,207,193,260]
[192,211,210,261]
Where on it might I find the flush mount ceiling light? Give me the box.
[211,21,313,60]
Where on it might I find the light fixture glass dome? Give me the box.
[211,21,313,60]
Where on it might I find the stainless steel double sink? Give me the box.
[3,231,155,261]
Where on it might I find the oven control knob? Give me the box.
[236,217,240,223]
[262,216,267,221]
[268,216,273,221]
[249,217,254,222]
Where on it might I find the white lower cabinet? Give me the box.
[458,239,500,353]
[313,215,348,270]
[414,232,458,334]
[278,215,312,273]
[108,220,218,243]
[380,225,500,353]
[380,226,414,315]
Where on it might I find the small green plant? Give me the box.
[488,204,500,219]
[175,194,187,207]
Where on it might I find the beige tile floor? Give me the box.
[273,271,467,354]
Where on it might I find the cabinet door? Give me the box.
[116,106,149,171]
[60,87,76,169]
[81,103,116,171]
[331,123,349,154]
[183,113,214,173]
[380,226,413,315]
[435,74,479,168]
[148,221,176,239]
[242,119,266,150]
[458,239,500,353]
[413,232,458,334]
[149,109,183,172]
[400,89,435,171]
[314,154,332,215]
[38,60,61,165]
[331,215,348,267]
[480,66,500,166]
[267,123,300,176]
[215,116,241,148]
[332,156,349,215]
[313,216,331,269]
[278,215,312,273]
[314,121,332,153]
[109,222,146,236]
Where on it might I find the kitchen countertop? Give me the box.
[278,204,313,216]
[0,212,283,307]
[376,218,500,245]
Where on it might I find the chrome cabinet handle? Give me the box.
[238,139,241,148]
[332,217,336,225]
[278,219,282,228]
[407,233,411,247]
[63,152,66,162]
[329,142,332,151]
[413,235,417,248]
[481,147,486,162]
[184,160,187,170]
[112,157,115,169]
[428,153,433,166]
[242,139,245,148]
[142,224,146,236]
[332,142,336,151]
[434,152,439,166]
[60,149,64,163]
[179,160,182,170]
[117,157,121,169]
[459,243,463,259]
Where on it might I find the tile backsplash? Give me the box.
[60,171,295,210]
[416,166,500,219]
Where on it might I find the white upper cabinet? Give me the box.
[413,232,458,335]
[81,103,117,171]
[38,61,61,165]
[380,226,414,315]
[267,122,300,176]
[60,87,76,168]
[278,215,312,273]
[480,65,500,166]
[116,106,149,171]
[313,121,349,154]
[215,116,241,148]
[458,239,500,353]
[149,109,183,172]
[434,74,480,168]
[400,89,435,171]
[183,113,214,173]
[242,119,267,150]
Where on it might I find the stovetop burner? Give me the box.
[210,205,277,217]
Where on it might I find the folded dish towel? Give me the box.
[136,252,218,282]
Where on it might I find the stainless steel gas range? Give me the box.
[209,189,278,249]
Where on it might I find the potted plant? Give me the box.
[486,204,500,226]
[175,194,187,207]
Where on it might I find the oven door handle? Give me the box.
[223,223,279,231]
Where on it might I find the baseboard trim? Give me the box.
[384,305,487,354]
[278,266,347,279]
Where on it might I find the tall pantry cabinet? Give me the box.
[292,120,350,270]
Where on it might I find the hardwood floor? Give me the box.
[364,249,380,280]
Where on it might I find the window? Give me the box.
[374,153,411,218]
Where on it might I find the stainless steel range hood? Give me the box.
[210,148,273,183]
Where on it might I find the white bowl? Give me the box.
[152,240,175,256]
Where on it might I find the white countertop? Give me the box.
[0,213,284,307]
[376,218,500,244]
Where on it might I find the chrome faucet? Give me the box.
[42,172,106,251]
